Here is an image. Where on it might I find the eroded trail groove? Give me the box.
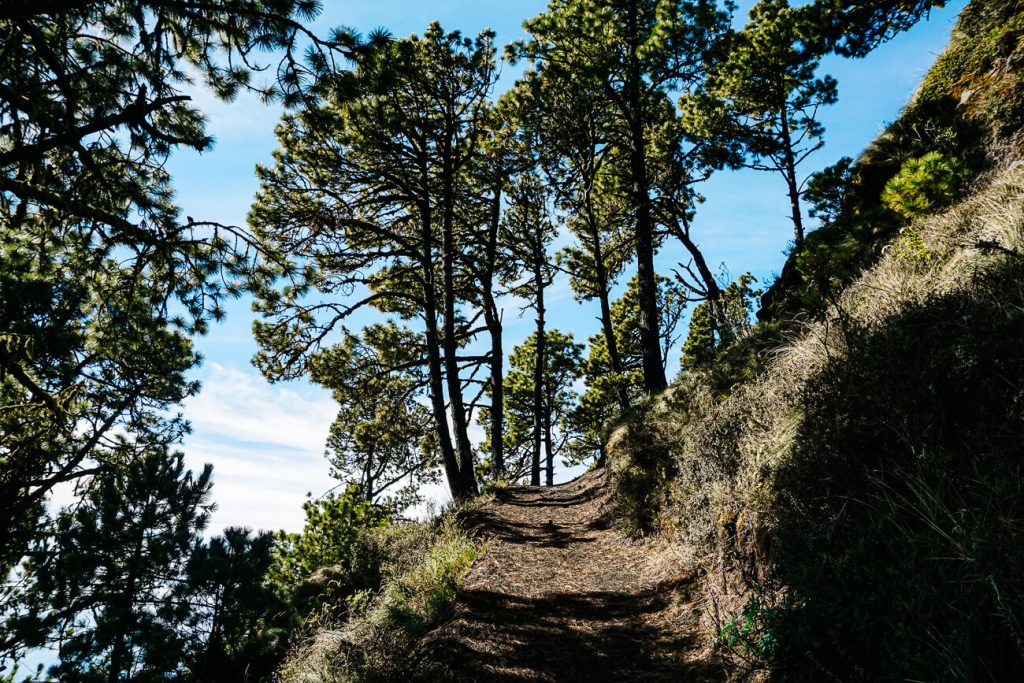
[413,470,725,681]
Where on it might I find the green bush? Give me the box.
[881,152,969,219]
[717,593,797,665]
[276,515,480,682]
[270,485,393,623]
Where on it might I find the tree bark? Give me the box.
[543,390,554,486]
[779,107,805,245]
[624,0,668,394]
[583,184,630,412]
[531,226,546,487]
[484,186,505,479]
[420,194,467,501]
[440,134,478,499]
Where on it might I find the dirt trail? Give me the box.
[412,469,725,682]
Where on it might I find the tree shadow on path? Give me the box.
[415,472,727,682]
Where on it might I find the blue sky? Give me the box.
[168,0,964,534]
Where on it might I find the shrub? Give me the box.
[881,152,968,219]
[717,593,797,665]
[275,515,480,682]
[270,485,393,623]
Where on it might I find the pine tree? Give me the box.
[0,0,374,664]
[310,323,441,509]
[507,70,635,413]
[251,23,499,502]
[178,528,286,683]
[683,0,838,245]
[495,331,584,485]
[33,449,212,681]
[501,174,559,486]
[512,0,731,393]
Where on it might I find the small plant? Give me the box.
[896,225,934,263]
[717,594,791,664]
[881,152,969,219]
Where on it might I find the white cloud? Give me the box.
[181,363,339,533]
[185,363,337,452]
[180,362,466,532]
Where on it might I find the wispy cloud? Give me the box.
[181,363,338,533]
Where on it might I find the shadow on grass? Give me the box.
[416,581,720,682]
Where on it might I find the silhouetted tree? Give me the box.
[251,24,499,502]
[683,0,837,246]
[35,450,212,681]
[512,0,730,393]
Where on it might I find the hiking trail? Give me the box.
[413,469,727,681]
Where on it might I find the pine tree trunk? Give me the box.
[420,195,468,501]
[488,316,504,477]
[532,228,546,487]
[543,391,554,486]
[779,108,805,245]
[485,186,505,479]
[584,189,630,412]
[440,137,478,499]
[624,0,667,394]
[363,449,374,502]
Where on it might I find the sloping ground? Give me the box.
[410,470,726,682]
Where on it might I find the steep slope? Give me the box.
[600,0,1024,671]
[411,470,726,682]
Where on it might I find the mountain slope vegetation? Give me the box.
[606,0,1024,677]
[4,0,1022,680]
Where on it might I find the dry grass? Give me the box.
[606,164,1024,677]
[276,518,480,683]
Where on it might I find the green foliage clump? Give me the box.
[804,156,854,224]
[716,594,795,665]
[271,486,392,618]
[881,152,969,219]
[276,515,480,682]
[680,273,760,372]
[374,518,479,637]
[606,395,682,536]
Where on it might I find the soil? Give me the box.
[411,469,727,682]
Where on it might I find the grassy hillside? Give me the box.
[608,1,1024,678]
